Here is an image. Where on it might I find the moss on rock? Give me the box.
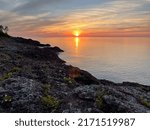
[0,67,20,81]
[41,95,60,110]
[139,97,150,108]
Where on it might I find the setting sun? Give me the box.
[73,30,81,37]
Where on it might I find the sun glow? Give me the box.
[73,30,81,37]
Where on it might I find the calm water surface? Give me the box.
[40,37,150,85]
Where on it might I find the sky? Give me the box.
[0,0,150,38]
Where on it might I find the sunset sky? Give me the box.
[0,0,150,38]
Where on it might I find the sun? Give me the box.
[73,30,81,37]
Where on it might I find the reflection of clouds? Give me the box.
[0,0,150,37]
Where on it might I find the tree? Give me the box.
[4,26,8,34]
[0,25,9,34]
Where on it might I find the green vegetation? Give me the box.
[96,91,108,109]
[41,84,60,111]
[0,67,20,82]
[3,94,12,102]
[64,77,73,84]
[139,97,150,108]
[9,67,20,73]
[42,84,53,95]
[41,95,60,109]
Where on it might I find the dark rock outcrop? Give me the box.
[0,36,150,113]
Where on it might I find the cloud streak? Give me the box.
[0,0,150,37]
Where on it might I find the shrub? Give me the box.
[64,77,73,84]
[41,95,60,109]
[140,97,150,108]
[96,91,108,109]
[3,94,12,102]
[0,67,20,81]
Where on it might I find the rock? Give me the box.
[66,66,99,85]
[0,35,150,113]
[74,85,96,100]
[52,46,64,52]
[0,77,43,112]
[13,37,42,46]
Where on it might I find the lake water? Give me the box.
[40,37,150,85]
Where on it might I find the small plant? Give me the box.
[0,67,20,81]
[9,67,20,73]
[3,94,12,102]
[139,97,150,108]
[41,95,60,109]
[64,77,73,84]
[96,91,108,109]
[0,73,10,81]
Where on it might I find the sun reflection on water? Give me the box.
[75,37,79,49]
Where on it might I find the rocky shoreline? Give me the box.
[0,35,150,113]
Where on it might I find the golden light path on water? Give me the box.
[75,37,79,49]
[37,37,150,85]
